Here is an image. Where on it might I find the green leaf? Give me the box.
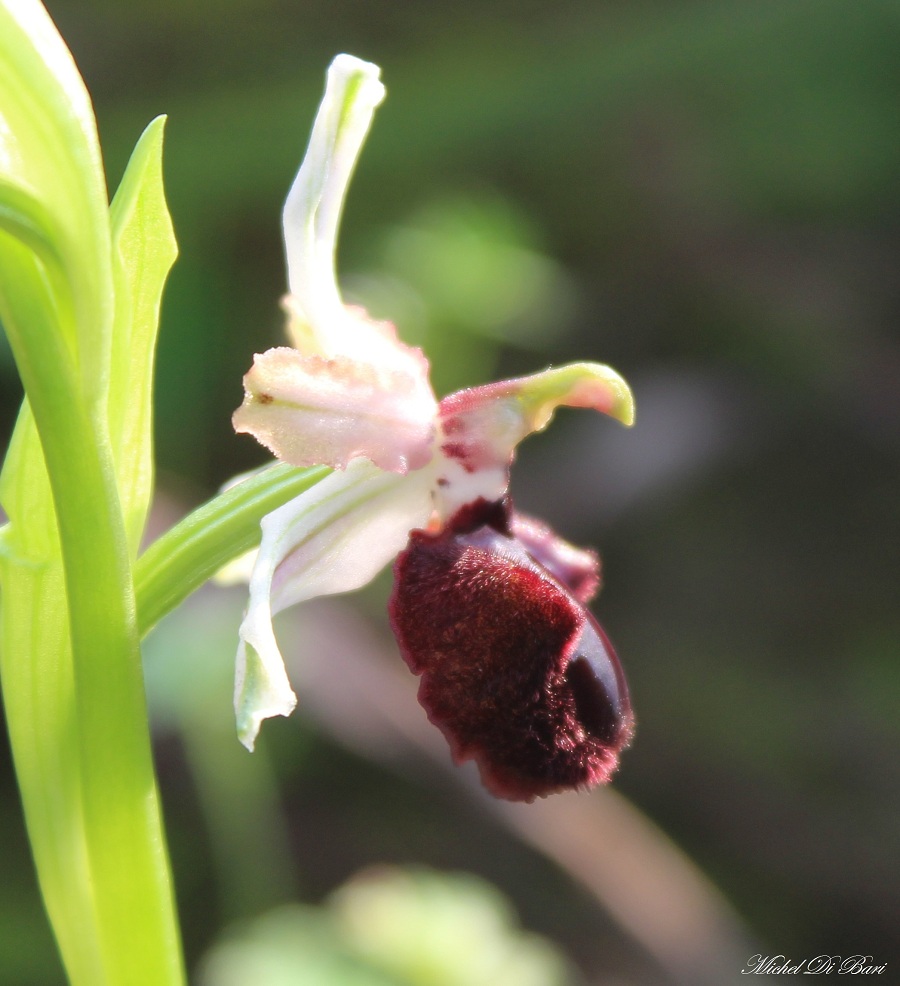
[108,116,178,554]
[0,404,106,986]
[0,228,184,985]
[0,3,185,983]
[0,0,114,396]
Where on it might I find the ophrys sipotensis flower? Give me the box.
[232,54,634,801]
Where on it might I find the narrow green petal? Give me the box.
[512,361,636,429]
[435,362,635,515]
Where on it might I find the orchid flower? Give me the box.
[232,54,636,801]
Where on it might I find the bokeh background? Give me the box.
[1,1,898,983]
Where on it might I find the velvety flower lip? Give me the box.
[509,512,601,605]
[229,53,636,790]
[389,497,634,802]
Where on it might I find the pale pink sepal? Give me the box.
[234,458,433,749]
[233,345,437,474]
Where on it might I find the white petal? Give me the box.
[234,458,433,750]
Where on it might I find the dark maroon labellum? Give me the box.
[389,499,634,802]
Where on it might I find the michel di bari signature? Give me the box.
[743,954,887,976]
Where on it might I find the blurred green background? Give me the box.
[1,1,898,983]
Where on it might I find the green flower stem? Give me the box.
[0,245,184,984]
[135,463,330,637]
